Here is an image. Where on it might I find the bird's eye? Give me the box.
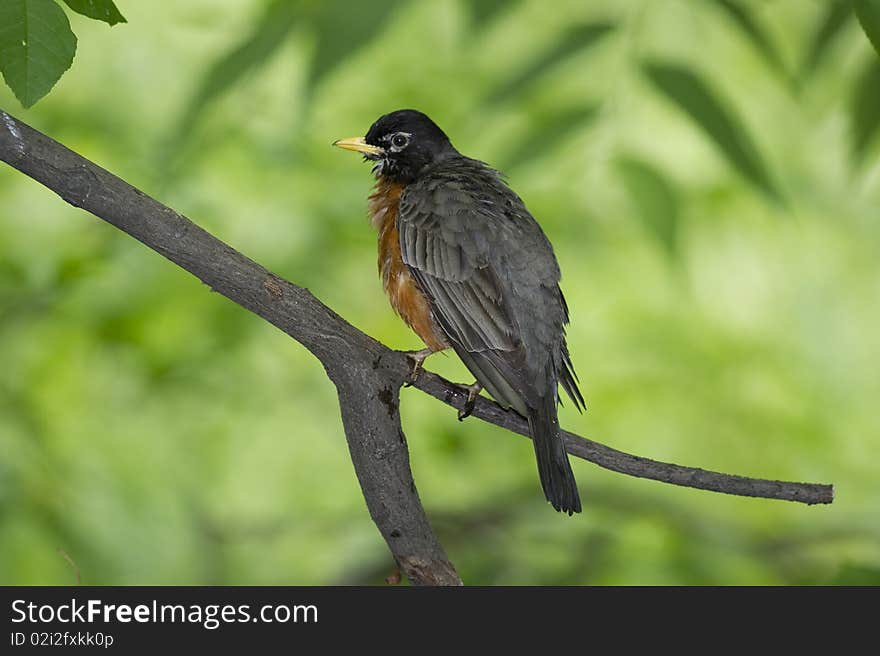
[391,133,409,149]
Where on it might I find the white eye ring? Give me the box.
[389,133,410,150]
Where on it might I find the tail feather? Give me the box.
[451,345,581,514]
[527,393,581,515]
[557,341,586,412]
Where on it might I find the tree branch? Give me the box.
[0,109,460,586]
[410,372,832,504]
[0,110,833,581]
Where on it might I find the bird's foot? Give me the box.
[403,348,434,387]
[457,381,483,421]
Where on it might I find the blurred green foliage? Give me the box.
[1,0,879,585]
[855,0,880,58]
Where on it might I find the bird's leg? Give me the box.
[457,381,483,421]
[403,348,434,387]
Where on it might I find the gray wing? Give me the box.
[398,162,584,414]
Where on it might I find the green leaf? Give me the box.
[499,104,600,170]
[616,156,680,257]
[308,0,398,91]
[466,0,513,26]
[168,0,300,149]
[850,57,880,163]
[641,60,781,202]
[713,0,786,79]
[854,0,880,58]
[487,22,614,105]
[800,0,852,78]
[167,0,395,156]
[0,0,77,108]
[61,0,126,26]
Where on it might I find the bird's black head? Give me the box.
[334,109,456,183]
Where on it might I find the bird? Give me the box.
[334,109,584,514]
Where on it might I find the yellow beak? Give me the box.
[332,136,384,156]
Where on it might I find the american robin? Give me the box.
[334,109,584,514]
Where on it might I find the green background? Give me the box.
[1,0,878,585]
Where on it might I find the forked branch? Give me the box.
[0,110,833,586]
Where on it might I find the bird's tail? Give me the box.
[527,393,581,515]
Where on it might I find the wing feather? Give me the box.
[397,160,584,413]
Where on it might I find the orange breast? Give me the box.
[368,179,448,352]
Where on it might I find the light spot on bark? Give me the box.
[1,112,24,156]
[263,276,283,301]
